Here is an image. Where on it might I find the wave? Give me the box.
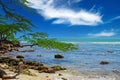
[66,42,120,44]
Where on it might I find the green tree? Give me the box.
[0,0,78,52]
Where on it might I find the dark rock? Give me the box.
[59,73,63,76]
[51,66,66,71]
[100,61,109,65]
[38,66,55,73]
[54,54,64,59]
[19,50,34,52]
[22,69,36,76]
[16,55,24,59]
[46,68,55,73]
[37,54,42,57]
[107,50,114,53]
[61,78,67,80]
[25,61,43,66]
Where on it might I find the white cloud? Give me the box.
[106,16,120,23]
[88,31,115,37]
[25,0,103,26]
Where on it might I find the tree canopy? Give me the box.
[0,0,78,52]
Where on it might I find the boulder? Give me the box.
[107,50,114,53]
[100,61,109,65]
[20,50,34,52]
[54,54,64,59]
[16,55,24,59]
[25,61,43,66]
[37,54,42,57]
[38,66,55,73]
[51,66,66,71]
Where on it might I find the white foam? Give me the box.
[67,42,120,44]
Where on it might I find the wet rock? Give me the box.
[46,68,55,73]
[107,50,114,53]
[54,54,64,59]
[25,61,43,66]
[61,78,67,80]
[37,54,42,57]
[51,66,66,71]
[38,66,55,73]
[58,73,63,76]
[100,61,109,65]
[16,55,24,59]
[19,50,34,52]
[22,69,36,76]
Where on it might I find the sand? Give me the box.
[0,68,119,80]
[0,63,120,80]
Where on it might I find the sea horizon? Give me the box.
[57,38,120,42]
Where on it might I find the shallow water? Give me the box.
[9,42,120,71]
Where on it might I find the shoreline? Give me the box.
[0,63,119,80]
[0,42,120,80]
[0,54,120,80]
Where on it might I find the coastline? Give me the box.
[1,42,120,80]
[0,63,119,80]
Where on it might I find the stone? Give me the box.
[100,61,109,65]
[61,78,67,80]
[22,69,36,76]
[46,68,55,73]
[25,61,43,66]
[16,55,24,59]
[37,54,42,57]
[51,66,66,71]
[107,50,114,53]
[20,50,34,52]
[54,54,64,59]
[58,73,63,76]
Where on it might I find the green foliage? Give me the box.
[0,0,78,52]
[20,32,78,52]
[0,0,32,40]
[36,39,78,52]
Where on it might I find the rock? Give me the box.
[46,68,55,73]
[107,50,114,53]
[0,55,21,66]
[25,61,43,66]
[58,73,63,76]
[22,69,36,76]
[37,54,42,57]
[38,66,55,73]
[54,54,64,59]
[100,61,109,65]
[61,78,67,80]
[51,66,66,71]
[16,55,24,59]
[20,50,34,52]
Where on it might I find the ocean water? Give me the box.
[9,38,120,71]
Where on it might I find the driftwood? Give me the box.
[0,62,23,80]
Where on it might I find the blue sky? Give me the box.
[8,0,120,38]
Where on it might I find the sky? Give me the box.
[12,0,120,38]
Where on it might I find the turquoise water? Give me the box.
[58,38,120,42]
[9,41,120,71]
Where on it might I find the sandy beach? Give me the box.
[0,63,119,80]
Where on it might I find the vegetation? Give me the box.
[0,0,78,52]
[20,32,78,52]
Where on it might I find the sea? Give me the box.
[9,38,120,71]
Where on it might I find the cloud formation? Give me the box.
[106,16,120,23]
[88,31,115,37]
[26,0,103,26]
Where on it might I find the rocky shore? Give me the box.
[0,40,120,80]
[0,54,120,80]
[0,54,66,74]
